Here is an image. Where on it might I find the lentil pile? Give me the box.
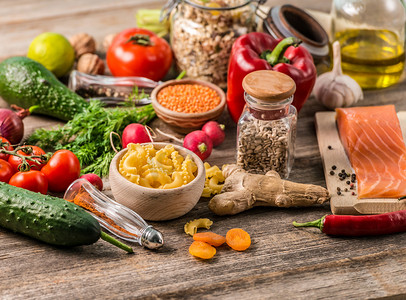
[237,116,296,178]
[157,84,221,113]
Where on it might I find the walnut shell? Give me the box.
[77,53,105,75]
[103,33,117,51]
[69,33,96,58]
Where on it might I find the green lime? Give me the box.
[27,32,75,77]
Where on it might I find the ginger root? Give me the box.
[208,165,330,216]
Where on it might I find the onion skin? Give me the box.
[0,108,26,144]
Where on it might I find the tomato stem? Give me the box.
[127,34,154,46]
[0,145,51,171]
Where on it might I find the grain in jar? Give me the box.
[237,70,297,178]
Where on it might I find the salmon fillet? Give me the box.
[336,105,406,198]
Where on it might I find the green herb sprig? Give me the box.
[27,100,156,177]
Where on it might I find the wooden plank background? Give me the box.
[2,1,406,299]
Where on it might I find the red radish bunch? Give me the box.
[122,123,152,148]
[183,121,225,161]
[80,173,103,191]
[202,121,225,147]
[183,130,213,161]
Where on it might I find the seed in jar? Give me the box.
[157,84,221,113]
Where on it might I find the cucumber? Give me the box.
[0,182,132,252]
[0,56,89,121]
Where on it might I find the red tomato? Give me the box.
[0,137,14,161]
[41,150,81,193]
[0,160,15,182]
[106,28,173,81]
[9,170,48,194]
[8,145,46,172]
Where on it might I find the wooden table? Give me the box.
[1,1,406,299]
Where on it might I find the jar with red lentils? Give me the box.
[237,70,297,178]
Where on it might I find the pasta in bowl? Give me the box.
[109,142,205,221]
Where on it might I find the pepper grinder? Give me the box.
[64,179,164,249]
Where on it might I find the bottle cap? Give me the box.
[242,70,296,102]
[141,226,164,249]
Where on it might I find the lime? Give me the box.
[27,32,75,77]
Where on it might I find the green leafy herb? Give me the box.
[27,100,156,177]
[125,86,149,107]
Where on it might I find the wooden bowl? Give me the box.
[109,142,205,221]
[151,79,226,133]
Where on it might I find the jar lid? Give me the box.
[242,70,296,101]
[263,4,330,59]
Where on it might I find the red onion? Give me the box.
[0,106,29,145]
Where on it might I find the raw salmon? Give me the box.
[336,105,406,198]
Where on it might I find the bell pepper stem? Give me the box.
[262,37,302,66]
[292,215,326,232]
[100,231,134,253]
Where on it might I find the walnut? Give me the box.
[76,53,105,75]
[103,33,117,51]
[69,33,96,58]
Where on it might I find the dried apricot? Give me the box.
[193,232,226,247]
[226,228,251,251]
[189,241,216,259]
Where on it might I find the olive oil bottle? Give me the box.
[334,29,405,89]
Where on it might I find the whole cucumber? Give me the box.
[0,56,89,121]
[0,182,100,246]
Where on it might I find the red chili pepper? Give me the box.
[293,210,406,236]
[227,33,317,123]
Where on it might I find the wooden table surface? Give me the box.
[1,0,406,299]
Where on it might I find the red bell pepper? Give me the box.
[227,33,317,123]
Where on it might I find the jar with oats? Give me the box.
[237,70,297,179]
[168,0,259,89]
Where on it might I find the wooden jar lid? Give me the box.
[242,70,296,101]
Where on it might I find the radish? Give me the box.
[80,173,103,191]
[202,121,225,147]
[183,130,213,161]
[122,123,152,148]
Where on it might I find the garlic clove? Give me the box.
[314,41,363,110]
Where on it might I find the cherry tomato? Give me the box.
[9,170,48,194]
[8,145,46,172]
[0,160,15,182]
[106,28,173,81]
[0,137,14,161]
[41,150,81,193]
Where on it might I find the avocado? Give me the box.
[0,56,89,121]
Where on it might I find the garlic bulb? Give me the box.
[314,41,363,110]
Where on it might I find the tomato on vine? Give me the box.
[9,170,48,194]
[106,28,173,81]
[0,160,15,183]
[0,137,14,161]
[41,150,81,192]
[8,145,47,172]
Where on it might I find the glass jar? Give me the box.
[331,0,406,89]
[169,0,257,89]
[237,70,297,179]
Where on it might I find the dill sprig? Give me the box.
[27,100,156,177]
